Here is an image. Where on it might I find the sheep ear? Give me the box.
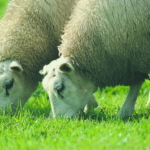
[9,60,24,72]
[39,69,47,76]
[59,62,74,73]
[39,69,44,75]
[39,65,47,75]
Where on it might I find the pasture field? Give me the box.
[1,1,150,150]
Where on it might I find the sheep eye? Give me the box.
[5,79,14,96]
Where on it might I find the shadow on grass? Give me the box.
[83,107,119,121]
[83,106,150,122]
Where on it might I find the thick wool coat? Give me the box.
[0,0,77,81]
[59,0,150,87]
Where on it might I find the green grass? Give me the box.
[1,1,150,150]
[0,0,8,17]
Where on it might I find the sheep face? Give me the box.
[0,60,37,113]
[41,57,97,118]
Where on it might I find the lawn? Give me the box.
[1,1,150,150]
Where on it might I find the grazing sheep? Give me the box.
[41,0,150,119]
[0,0,77,112]
[40,60,98,118]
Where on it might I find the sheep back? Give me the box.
[59,0,150,87]
[0,0,77,81]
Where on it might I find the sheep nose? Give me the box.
[2,79,14,96]
[54,82,65,98]
[3,79,14,89]
[54,82,64,92]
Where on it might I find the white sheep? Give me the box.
[41,0,150,119]
[0,0,78,112]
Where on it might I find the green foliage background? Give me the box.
[0,0,8,16]
[1,1,150,150]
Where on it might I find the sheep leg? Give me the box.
[84,95,98,113]
[117,82,143,119]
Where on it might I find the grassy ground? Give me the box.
[1,1,150,150]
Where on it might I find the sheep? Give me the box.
[0,0,78,112]
[41,0,150,119]
[40,60,98,118]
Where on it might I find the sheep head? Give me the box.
[40,56,98,118]
[0,59,37,113]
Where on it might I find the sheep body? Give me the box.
[0,0,78,110]
[0,0,77,81]
[59,0,150,87]
[41,0,150,118]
